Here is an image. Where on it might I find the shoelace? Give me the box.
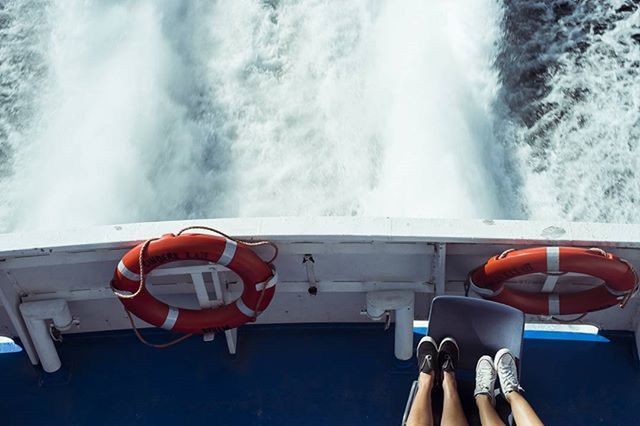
[476,362,495,393]
[420,354,434,372]
[442,355,453,371]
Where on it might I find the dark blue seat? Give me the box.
[427,296,524,371]
[403,296,524,425]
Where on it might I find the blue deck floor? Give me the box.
[1,324,639,425]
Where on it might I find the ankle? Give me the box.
[442,371,457,391]
[475,394,492,406]
[418,371,434,389]
[504,389,521,403]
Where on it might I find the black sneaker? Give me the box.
[416,336,438,374]
[438,337,460,373]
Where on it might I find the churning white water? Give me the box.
[501,1,640,223]
[0,0,638,231]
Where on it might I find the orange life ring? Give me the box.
[111,233,277,334]
[468,247,637,315]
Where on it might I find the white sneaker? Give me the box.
[474,355,497,405]
[494,348,523,396]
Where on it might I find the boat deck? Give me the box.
[1,324,638,425]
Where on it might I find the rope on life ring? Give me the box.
[110,227,278,347]
[466,247,638,316]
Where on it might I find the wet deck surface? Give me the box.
[1,324,638,425]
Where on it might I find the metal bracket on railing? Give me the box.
[383,311,391,331]
[192,270,237,353]
[48,317,80,342]
[303,254,318,295]
[148,266,238,354]
[360,309,391,330]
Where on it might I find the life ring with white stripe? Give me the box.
[111,233,278,334]
[467,247,638,315]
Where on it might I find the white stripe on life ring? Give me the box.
[218,239,237,266]
[541,274,560,293]
[255,271,279,291]
[235,298,254,317]
[546,247,560,274]
[548,293,560,315]
[161,306,179,330]
[118,260,140,282]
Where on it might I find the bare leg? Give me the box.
[406,372,435,426]
[441,371,468,426]
[494,349,544,426]
[506,391,543,426]
[475,395,505,426]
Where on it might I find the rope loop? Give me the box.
[618,258,639,308]
[111,237,158,299]
[497,248,515,260]
[175,226,279,321]
[177,225,279,264]
[125,309,194,349]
